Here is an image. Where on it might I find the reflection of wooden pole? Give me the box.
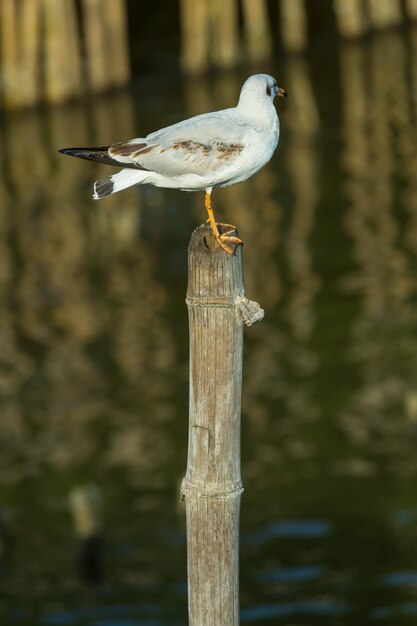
[334,0,367,38]
[285,56,320,341]
[69,484,104,586]
[182,225,263,626]
[286,57,320,134]
[280,0,308,52]
[242,0,272,63]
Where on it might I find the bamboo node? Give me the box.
[185,295,235,308]
[180,479,244,501]
[234,295,264,326]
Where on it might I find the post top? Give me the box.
[187,224,245,299]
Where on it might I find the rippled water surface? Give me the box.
[1,28,417,625]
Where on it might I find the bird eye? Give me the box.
[266,84,272,97]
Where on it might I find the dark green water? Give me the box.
[1,28,417,625]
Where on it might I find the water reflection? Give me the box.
[69,484,104,586]
[0,90,180,488]
[0,27,417,626]
[338,32,417,480]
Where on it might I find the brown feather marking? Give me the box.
[109,142,149,157]
[131,145,155,159]
[215,142,244,160]
[169,140,243,160]
[171,140,212,156]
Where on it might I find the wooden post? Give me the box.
[181,225,263,626]
[242,0,272,63]
[82,0,130,91]
[280,0,308,53]
[82,0,109,92]
[406,0,417,19]
[20,0,42,107]
[210,0,240,69]
[0,0,19,109]
[334,0,368,38]
[180,0,211,75]
[367,0,403,29]
[43,0,82,103]
[101,0,130,88]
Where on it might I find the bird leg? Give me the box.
[204,191,242,255]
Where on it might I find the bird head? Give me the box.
[238,74,287,110]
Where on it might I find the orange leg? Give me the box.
[204,191,242,255]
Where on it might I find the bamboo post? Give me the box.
[210,0,240,69]
[406,0,417,19]
[101,0,130,88]
[0,0,19,109]
[20,0,42,107]
[181,225,263,626]
[334,0,368,38]
[367,0,403,29]
[242,0,272,63]
[180,0,211,74]
[280,0,308,53]
[62,0,83,95]
[43,0,82,103]
[82,0,109,92]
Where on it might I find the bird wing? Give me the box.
[108,110,250,177]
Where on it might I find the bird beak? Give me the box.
[276,87,287,98]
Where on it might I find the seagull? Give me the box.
[59,74,286,254]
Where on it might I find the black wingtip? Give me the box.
[57,146,127,168]
[58,147,79,157]
[58,146,111,156]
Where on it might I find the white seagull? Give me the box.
[59,74,287,254]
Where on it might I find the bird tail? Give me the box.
[93,168,149,199]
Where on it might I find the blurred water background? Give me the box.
[1,2,417,625]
